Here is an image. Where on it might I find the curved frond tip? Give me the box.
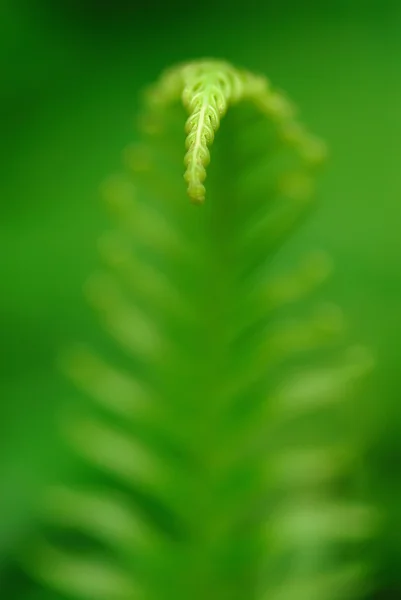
[143,59,328,204]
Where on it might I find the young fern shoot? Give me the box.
[29,60,375,600]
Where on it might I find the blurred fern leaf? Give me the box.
[29,59,375,600]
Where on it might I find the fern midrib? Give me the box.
[161,164,258,599]
[176,137,265,600]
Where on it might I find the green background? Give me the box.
[1,1,400,597]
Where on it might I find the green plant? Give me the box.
[29,59,375,600]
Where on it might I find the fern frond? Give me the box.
[31,60,374,600]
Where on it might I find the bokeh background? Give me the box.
[1,0,400,598]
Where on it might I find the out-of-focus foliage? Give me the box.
[21,59,374,600]
[0,1,400,599]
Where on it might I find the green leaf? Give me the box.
[29,60,374,600]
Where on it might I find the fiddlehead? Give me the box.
[142,60,326,204]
